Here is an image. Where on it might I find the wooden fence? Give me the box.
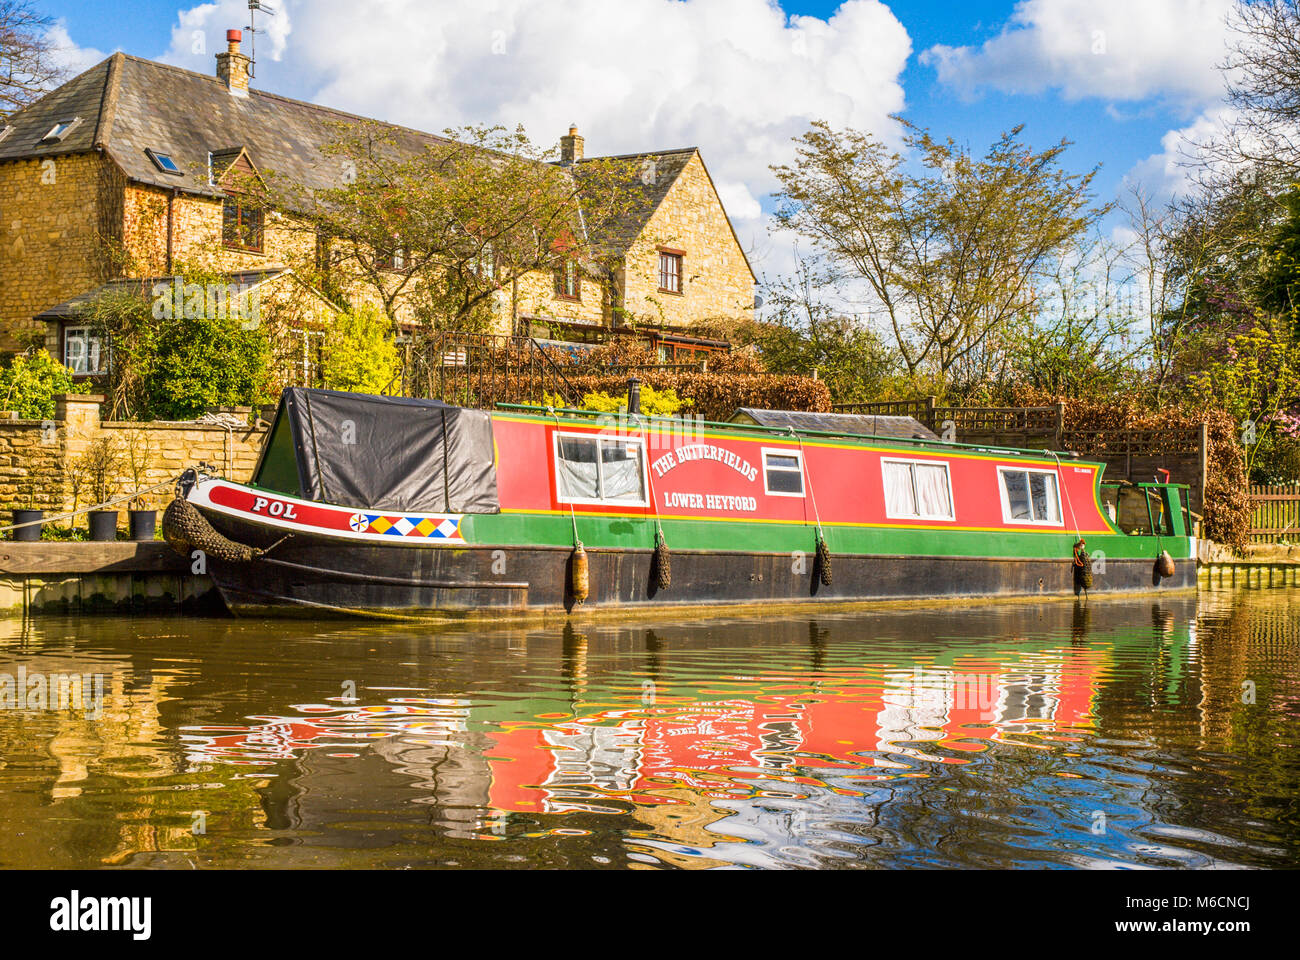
[1248,484,1300,543]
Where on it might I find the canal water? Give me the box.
[0,588,1296,870]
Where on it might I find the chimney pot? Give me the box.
[216,28,252,97]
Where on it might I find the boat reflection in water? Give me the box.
[2,590,1297,869]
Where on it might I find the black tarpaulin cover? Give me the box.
[255,388,499,514]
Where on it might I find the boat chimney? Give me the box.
[627,377,641,416]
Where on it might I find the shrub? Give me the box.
[322,305,401,395]
[0,350,84,420]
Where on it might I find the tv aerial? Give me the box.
[246,0,277,78]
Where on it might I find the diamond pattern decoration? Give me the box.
[355,513,461,539]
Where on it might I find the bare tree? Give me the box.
[1218,0,1300,174]
[0,1,62,121]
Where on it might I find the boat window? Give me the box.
[998,468,1061,525]
[762,448,804,497]
[555,434,647,505]
[881,458,954,520]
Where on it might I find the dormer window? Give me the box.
[146,149,183,176]
[41,118,80,144]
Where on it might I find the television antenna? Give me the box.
[246,0,277,78]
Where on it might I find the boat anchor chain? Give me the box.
[162,495,278,564]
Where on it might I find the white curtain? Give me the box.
[913,464,952,518]
[1030,472,1060,522]
[601,443,644,501]
[1002,470,1032,520]
[557,439,599,499]
[883,461,917,516]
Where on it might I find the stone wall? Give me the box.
[621,152,756,329]
[0,395,266,527]
[0,153,123,349]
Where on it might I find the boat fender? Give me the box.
[816,535,832,586]
[571,542,590,604]
[1156,550,1175,579]
[1073,539,1092,589]
[162,496,271,564]
[654,532,671,590]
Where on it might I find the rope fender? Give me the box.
[162,495,270,563]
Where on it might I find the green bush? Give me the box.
[0,350,84,420]
[322,305,400,395]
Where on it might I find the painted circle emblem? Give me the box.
[348,513,369,532]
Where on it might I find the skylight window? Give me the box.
[40,118,80,143]
[146,149,183,176]
[0,126,12,145]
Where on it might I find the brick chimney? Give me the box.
[560,124,584,165]
[216,29,251,98]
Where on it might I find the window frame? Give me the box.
[63,324,107,376]
[761,447,805,499]
[552,430,649,508]
[658,250,684,295]
[554,260,581,301]
[996,466,1064,527]
[880,457,956,522]
[222,196,264,253]
[145,148,184,176]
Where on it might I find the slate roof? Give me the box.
[730,408,940,441]
[32,269,329,320]
[0,53,702,255]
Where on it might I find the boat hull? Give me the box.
[197,509,1196,620]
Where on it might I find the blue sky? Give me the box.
[39,0,1240,275]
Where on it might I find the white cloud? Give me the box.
[44,20,109,77]
[158,0,911,282]
[158,0,292,71]
[922,0,1237,106]
[1124,107,1239,199]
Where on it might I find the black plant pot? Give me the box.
[88,510,119,542]
[128,509,157,542]
[11,509,43,542]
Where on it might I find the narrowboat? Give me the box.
[166,388,1197,619]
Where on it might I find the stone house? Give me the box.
[0,31,756,378]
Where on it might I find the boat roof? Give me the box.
[730,408,939,441]
[494,402,1107,466]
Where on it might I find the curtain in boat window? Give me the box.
[882,461,917,516]
[558,437,599,500]
[1002,470,1032,520]
[1030,472,1060,522]
[601,441,644,502]
[1001,469,1060,522]
[913,463,952,518]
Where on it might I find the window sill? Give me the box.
[223,243,266,255]
[657,288,685,296]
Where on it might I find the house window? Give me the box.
[63,326,105,375]
[41,118,79,143]
[658,251,683,294]
[222,197,263,252]
[554,433,646,505]
[146,149,183,176]
[554,260,580,301]
[375,240,407,272]
[882,459,954,521]
[762,448,805,497]
[998,467,1062,525]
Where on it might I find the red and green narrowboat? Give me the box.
[167,388,1196,619]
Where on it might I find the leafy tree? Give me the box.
[771,120,1103,392]
[0,349,84,418]
[744,257,896,404]
[265,123,645,334]
[321,304,401,395]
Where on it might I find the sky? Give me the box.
[38,0,1245,281]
